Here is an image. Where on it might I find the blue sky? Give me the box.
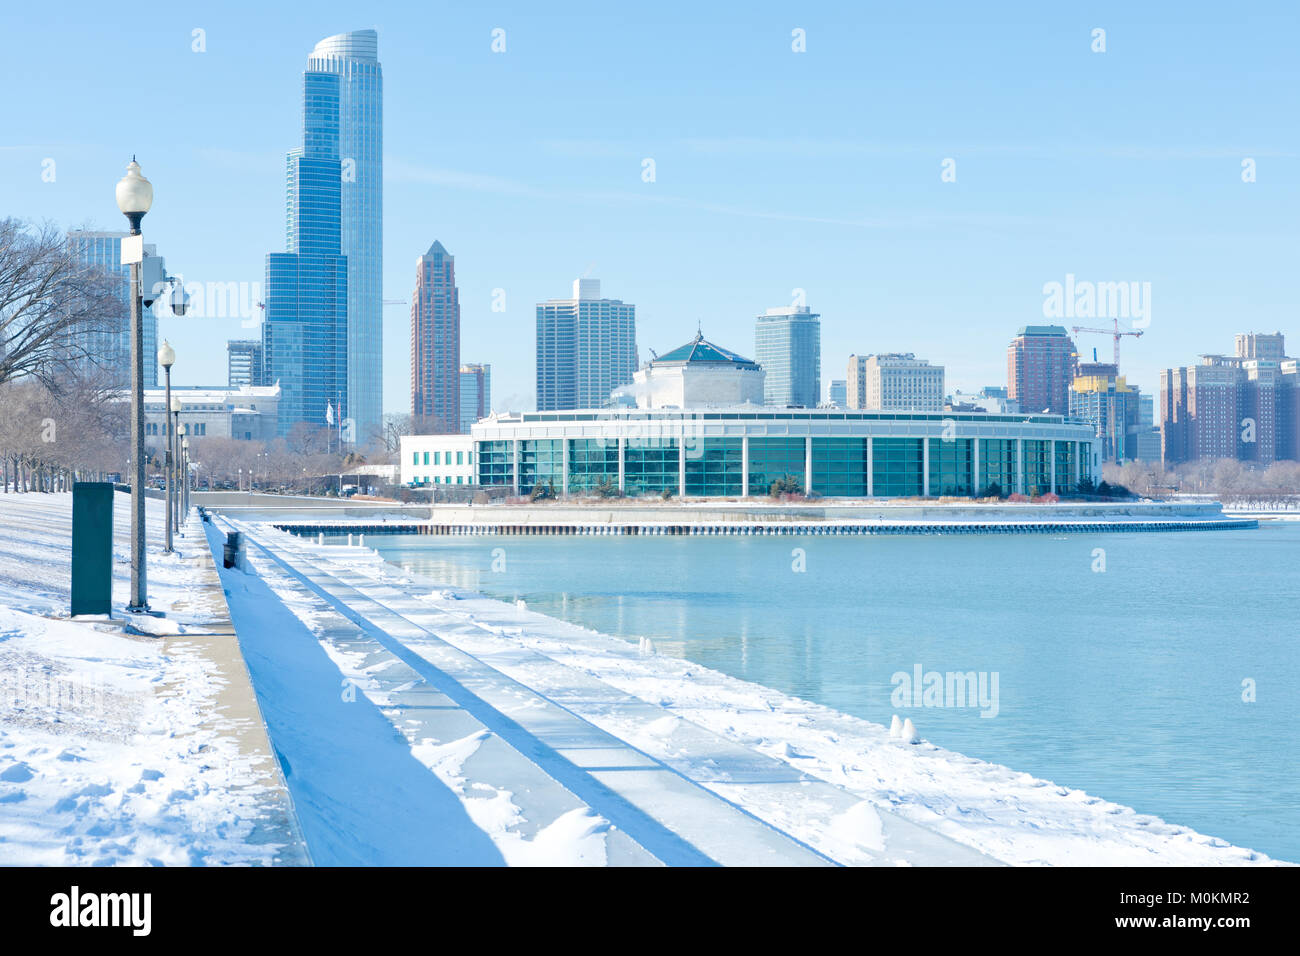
[2,0,1296,414]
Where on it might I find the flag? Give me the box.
[326,402,335,426]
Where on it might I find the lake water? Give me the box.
[370,522,1300,862]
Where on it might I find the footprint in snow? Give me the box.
[0,762,34,782]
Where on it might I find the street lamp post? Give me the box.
[158,340,175,553]
[178,426,189,524]
[117,159,153,611]
[170,394,182,548]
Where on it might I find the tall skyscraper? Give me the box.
[460,363,491,433]
[227,340,264,387]
[265,30,381,440]
[263,59,350,435]
[1007,325,1077,415]
[410,241,460,432]
[308,30,383,441]
[67,231,158,387]
[755,306,820,407]
[536,279,637,411]
[847,353,944,410]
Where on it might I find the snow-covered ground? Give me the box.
[0,493,295,865]
[1,490,1282,866]
[219,517,1282,867]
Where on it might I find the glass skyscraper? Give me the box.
[264,30,381,439]
[755,306,820,407]
[67,231,158,388]
[263,64,349,434]
[308,30,383,441]
[263,29,379,442]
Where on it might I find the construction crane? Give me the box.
[1071,318,1143,368]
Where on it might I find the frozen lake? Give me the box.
[370,521,1300,863]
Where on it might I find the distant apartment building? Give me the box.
[1161,333,1299,464]
[410,241,461,432]
[536,278,637,411]
[1008,325,1077,416]
[459,363,491,433]
[847,353,944,411]
[948,386,1020,415]
[754,306,820,407]
[67,231,159,388]
[227,340,265,387]
[827,380,847,407]
[1134,393,1161,462]
[1069,362,1141,464]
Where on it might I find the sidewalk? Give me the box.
[0,491,308,865]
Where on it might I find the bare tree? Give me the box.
[0,218,122,388]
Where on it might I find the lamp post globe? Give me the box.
[158,339,175,370]
[115,159,153,234]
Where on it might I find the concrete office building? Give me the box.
[847,353,945,411]
[536,279,637,412]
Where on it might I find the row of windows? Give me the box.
[412,450,471,466]
[476,437,1090,496]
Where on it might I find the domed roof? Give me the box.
[653,331,759,369]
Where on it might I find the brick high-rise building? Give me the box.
[1160,333,1298,465]
[410,241,461,432]
[1007,325,1077,416]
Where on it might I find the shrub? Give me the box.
[529,480,556,502]
[768,473,803,497]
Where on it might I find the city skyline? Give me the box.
[2,2,1296,418]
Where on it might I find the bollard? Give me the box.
[223,531,244,570]
[71,482,114,616]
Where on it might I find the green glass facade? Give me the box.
[685,437,744,496]
[978,439,1017,495]
[1023,440,1051,495]
[1054,441,1077,494]
[928,438,973,496]
[624,440,679,495]
[748,437,805,495]
[462,421,1091,498]
[567,438,619,492]
[811,438,869,497]
[872,438,923,496]
[518,439,563,493]
[477,440,514,486]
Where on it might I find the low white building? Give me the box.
[621,333,765,409]
[120,384,281,450]
[400,434,476,486]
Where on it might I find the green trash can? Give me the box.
[72,482,115,616]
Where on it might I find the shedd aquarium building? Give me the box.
[402,334,1098,498]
